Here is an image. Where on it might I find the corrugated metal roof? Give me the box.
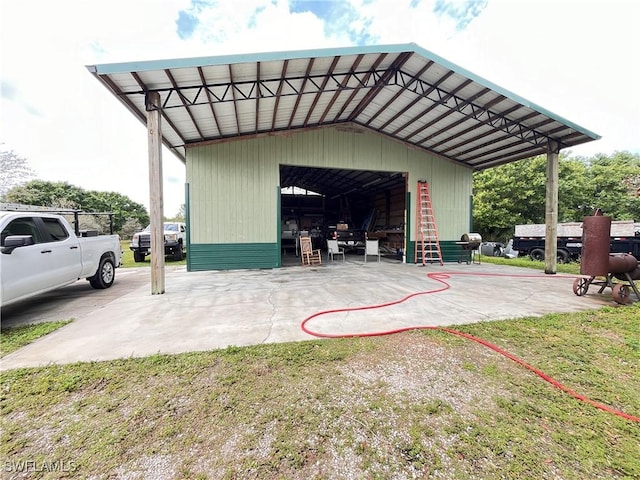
[87,43,599,170]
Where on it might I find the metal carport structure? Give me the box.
[87,43,600,294]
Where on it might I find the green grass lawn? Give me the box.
[479,253,581,275]
[1,306,638,478]
[1,321,72,358]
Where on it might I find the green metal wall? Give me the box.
[186,126,473,270]
[406,240,474,264]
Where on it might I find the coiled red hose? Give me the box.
[301,271,640,422]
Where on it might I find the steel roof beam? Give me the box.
[123,62,586,161]
[470,143,544,169]
[124,67,396,105]
[379,70,454,132]
[361,60,433,127]
[347,52,412,122]
[198,67,223,137]
[228,64,240,134]
[333,53,387,122]
[450,114,553,160]
[288,58,314,129]
[386,70,564,150]
[305,56,339,127]
[436,106,532,154]
[403,86,490,143]
[318,54,364,124]
[272,60,289,130]
[391,78,473,138]
[255,62,261,133]
[417,94,506,147]
[165,69,205,141]
[461,137,531,163]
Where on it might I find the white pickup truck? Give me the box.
[130,221,186,262]
[0,210,123,308]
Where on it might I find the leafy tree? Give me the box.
[2,180,149,233]
[472,151,639,241]
[473,155,549,240]
[557,158,591,221]
[0,148,36,197]
[585,151,640,220]
[120,217,144,239]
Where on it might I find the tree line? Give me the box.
[1,148,150,237]
[473,151,640,241]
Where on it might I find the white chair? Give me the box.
[364,239,380,263]
[327,239,345,262]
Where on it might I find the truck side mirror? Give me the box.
[1,235,35,254]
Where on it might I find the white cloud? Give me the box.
[1,0,638,218]
[433,0,640,157]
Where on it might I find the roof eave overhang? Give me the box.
[86,43,600,170]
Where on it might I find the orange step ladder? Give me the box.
[415,180,443,265]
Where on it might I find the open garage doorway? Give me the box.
[279,165,407,267]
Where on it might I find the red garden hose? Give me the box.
[301,271,640,422]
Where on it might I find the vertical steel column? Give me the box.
[544,140,559,275]
[146,91,165,294]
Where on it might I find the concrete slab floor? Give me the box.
[0,259,625,371]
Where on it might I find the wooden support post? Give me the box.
[146,91,165,294]
[544,141,559,275]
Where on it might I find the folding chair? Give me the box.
[327,239,345,262]
[364,239,381,263]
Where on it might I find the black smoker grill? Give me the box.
[456,233,482,264]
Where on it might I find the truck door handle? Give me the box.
[40,249,52,254]
[70,245,79,249]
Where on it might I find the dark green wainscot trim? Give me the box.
[406,240,473,264]
[189,243,280,271]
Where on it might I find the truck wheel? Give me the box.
[529,248,544,262]
[133,251,145,262]
[173,245,184,261]
[89,257,115,289]
[557,249,570,264]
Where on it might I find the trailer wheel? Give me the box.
[573,278,589,296]
[530,248,544,262]
[612,284,631,304]
[557,249,570,264]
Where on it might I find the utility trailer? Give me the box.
[512,221,640,263]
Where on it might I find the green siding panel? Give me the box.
[407,240,472,264]
[190,243,279,271]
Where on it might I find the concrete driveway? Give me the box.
[0,260,618,370]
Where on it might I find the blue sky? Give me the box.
[1,0,638,216]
